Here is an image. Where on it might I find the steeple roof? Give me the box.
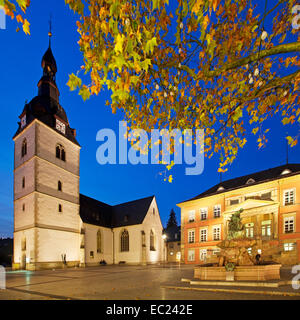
[41,46,57,75]
[13,42,80,146]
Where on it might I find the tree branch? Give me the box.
[202,42,300,79]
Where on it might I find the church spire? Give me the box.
[48,15,52,48]
[37,23,59,103]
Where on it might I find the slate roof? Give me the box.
[13,96,80,146]
[180,163,300,204]
[13,46,80,146]
[79,194,155,228]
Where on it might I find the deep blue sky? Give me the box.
[0,1,299,237]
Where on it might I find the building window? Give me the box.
[212,248,220,256]
[90,251,94,258]
[21,139,27,157]
[97,230,102,253]
[188,210,195,223]
[230,199,239,206]
[245,223,254,238]
[283,243,296,252]
[22,204,25,212]
[200,249,207,261]
[188,249,195,261]
[21,238,26,251]
[153,208,155,215]
[284,189,295,206]
[188,230,195,243]
[200,229,207,242]
[56,144,66,162]
[150,230,156,251]
[58,204,62,213]
[200,208,207,220]
[22,177,25,189]
[261,192,272,200]
[261,220,271,237]
[120,229,129,252]
[213,205,221,218]
[213,226,221,241]
[58,180,62,191]
[284,216,295,233]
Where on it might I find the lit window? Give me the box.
[261,220,271,236]
[213,226,221,241]
[200,208,207,220]
[284,189,295,206]
[200,249,207,261]
[200,229,207,242]
[188,230,195,243]
[188,249,195,261]
[245,223,254,238]
[283,243,296,252]
[214,205,221,218]
[188,210,195,223]
[284,217,295,233]
[281,169,291,175]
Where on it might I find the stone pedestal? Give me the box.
[194,264,281,281]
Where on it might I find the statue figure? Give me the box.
[227,209,245,240]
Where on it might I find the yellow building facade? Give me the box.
[177,164,300,265]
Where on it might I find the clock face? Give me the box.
[21,115,26,128]
[56,119,66,134]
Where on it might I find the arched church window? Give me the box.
[56,144,66,161]
[61,148,66,161]
[21,139,27,157]
[58,180,62,191]
[120,229,129,252]
[97,230,102,253]
[150,230,156,251]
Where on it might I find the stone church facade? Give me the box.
[12,44,164,270]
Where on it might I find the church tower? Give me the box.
[12,39,81,270]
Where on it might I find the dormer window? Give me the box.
[56,119,66,134]
[281,169,291,175]
[246,178,255,184]
[21,115,26,128]
[217,186,225,192]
